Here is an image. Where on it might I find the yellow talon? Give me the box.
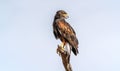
[61,47,64,51]
[59,43,65,51]
[59,43,64,47]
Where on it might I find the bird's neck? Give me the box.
[55,18,65,23]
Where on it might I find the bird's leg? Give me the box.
[60,41,66,51]
[57,42,64,55]
[59,42,64,50]
[57,41,66,55]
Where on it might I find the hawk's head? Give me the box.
[55,10,69,19]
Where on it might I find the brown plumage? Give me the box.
[53,10,79,55]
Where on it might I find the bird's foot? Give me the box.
[59,42,64,48]
[57,45,66,56]
[59,43,65,51]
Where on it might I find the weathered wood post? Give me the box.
[57,45,72,71]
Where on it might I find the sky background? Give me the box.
[0,0,120,71]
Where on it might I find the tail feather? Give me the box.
[72,47,79,56]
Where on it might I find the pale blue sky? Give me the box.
[0,0,120,71]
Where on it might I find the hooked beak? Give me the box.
[63,14,69,19]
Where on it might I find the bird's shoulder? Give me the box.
[56,20,76,35]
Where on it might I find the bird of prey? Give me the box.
[53,10,79,55]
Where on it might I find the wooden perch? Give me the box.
[57,45,72,71]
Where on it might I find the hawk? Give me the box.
[53,10,79,55]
